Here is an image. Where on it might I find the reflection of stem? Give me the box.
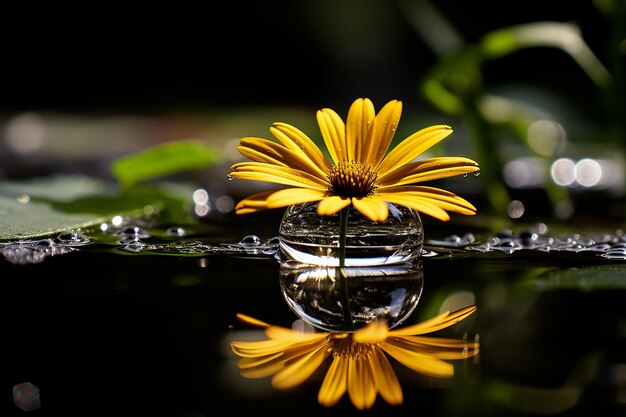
[338,206,355,331]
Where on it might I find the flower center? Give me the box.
[331,336,377,359]
[327,160,378,198]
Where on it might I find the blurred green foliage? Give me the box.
[410,0,625,221]
[110,139,222,190]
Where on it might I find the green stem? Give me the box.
[338,206,355,331]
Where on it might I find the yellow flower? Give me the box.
[231,306,479,410]
[229,98,479,222]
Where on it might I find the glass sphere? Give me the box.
[277,202,423,267]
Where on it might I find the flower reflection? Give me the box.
[231,306,479,410]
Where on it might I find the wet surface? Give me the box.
[1,212,626,416]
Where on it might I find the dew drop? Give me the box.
[239,234,261,246]
[35,239,54,251]
[166,227,186,237]
[120,241,146,253]
[227,175,233,181]
[117,226,150,240]
[473,170,481,176]
[57,231,91,246]
[266,236,280,245]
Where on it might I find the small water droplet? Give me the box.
[463,173,468,177]
[120,241,146,253]
[473,170,481,176]
[266,236,280,245]
[57,231,91,246]
[227,175,233,181]
[35,239,54,249]
[166,227,186,237]
[117,225,150,241]
[16,194,30,204]
[239,235,261,246]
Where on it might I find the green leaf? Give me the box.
[110,139,222,189]
[0,175,121,241]
[0,195,109,241]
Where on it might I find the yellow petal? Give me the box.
[389,306,477,336]
[237,353,286,379]
[377,185,477,212]
[236,145,287,167]
[370,193,451,221]
[238,137,325,177]
[378,157,480,186]
[351,197,389,222]
[376,187,477,216]
[384,336,479,360]
[236,313,271,328]
[265,188,326,209]
[234,190,276,214]
[370,348,403,405]
[317,108,346,164]
[317,195,351,216]
[270,123,330,178]
[272,344,330,389]
[380,343,455,378]
[364,100,402,166]
[346,98,375,162]
[238,339,327,378]
[240,359,287,379]
[347,356,377,410]
[235,208,264,215]
[230,162,329,190]
[231,338,304,357]
[264,325,328,342]
[234,188,326,214]
[230,170,326,190]
[318,357,348,407]
[272,122,330,170]
[238,352,284,370]
[398,335,480,349]
[353,320,389,343]
[376,125,453,176]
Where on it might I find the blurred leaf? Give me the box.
[0,174,114,202]
[0,175,197,241]
[110,139,222,189]
[480,22,611,88]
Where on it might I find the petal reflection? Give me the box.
[231,305,479,409]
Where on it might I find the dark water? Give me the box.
[2,212,626,417]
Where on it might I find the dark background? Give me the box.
[0,0,614,114]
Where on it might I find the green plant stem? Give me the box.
[338,205,355,331]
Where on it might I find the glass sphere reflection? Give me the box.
[279,261,424,332]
